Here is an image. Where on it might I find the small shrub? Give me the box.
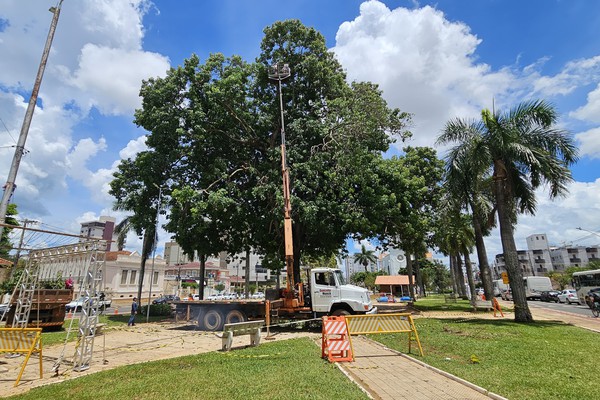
[139,303,172,317]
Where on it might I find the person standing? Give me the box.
[128,297,138,326]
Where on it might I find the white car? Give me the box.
[65,297,89,312]
[557,289,580,304]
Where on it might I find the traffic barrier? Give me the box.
[492,298,504,317]
[345,313,423,357]
[321,316,353,363]
[0,328,43,387]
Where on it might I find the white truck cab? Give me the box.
[310,268,376,315]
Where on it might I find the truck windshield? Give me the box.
[334,270,346,285]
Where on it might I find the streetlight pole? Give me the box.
[0,1,64,238]
[577,227,600,238]
[268,63,295,293]
[146,185,162,322]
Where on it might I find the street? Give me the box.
[527,298,595,318]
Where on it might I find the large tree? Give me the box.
[115,20,411,290]
[437,100,578,322]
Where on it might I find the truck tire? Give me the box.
[331,309,351,317]
[202,309,224,331]
[225,309,246,324]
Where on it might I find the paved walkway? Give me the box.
[340,336,503,400]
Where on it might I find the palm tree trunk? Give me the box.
[463,251,476,305]
[449,255,458,295]
[472,212,494,300]
[455,254,468,299]
[494,164,533,322]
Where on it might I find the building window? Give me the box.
[130,270,137,285]
[121,270,128,285]
[153,271,159,285]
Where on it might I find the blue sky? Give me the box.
[1,0,600,262]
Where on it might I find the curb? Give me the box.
[364,337,509,400]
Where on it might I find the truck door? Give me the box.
[312,271,340,312]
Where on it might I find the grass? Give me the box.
[412,293,514,313]
[8,337,368,400]
[371,317,600,400]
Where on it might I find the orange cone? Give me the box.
[114,308,119,315]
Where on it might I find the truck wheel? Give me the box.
[203,309,224,331]
[225,309,246,324]
[331,309,351,317]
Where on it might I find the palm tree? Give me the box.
[442,146,496,300]
[354,244,377,272]
[437,99,578,322]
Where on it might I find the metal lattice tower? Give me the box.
[10,259,39,328]
[72,241,106,371]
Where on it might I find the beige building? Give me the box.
[103,251,166,306]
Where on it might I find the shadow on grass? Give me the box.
[425,317,571,329]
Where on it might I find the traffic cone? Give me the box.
[114,308,118,315]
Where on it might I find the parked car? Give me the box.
[251,291,265,299]
[0,303,8,320]
[152,295,179,304]
[65,296,89,312]
[540,290,561,303]
[557,289,580,304]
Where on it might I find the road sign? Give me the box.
[501,272,509,284]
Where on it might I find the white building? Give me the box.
[493,233,600,277]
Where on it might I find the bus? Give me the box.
[572,269,600,307]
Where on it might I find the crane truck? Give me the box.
[172,63,376,331]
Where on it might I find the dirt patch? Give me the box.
[0,321,318,397]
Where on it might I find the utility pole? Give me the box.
[0,1,64,238]
[11,219,38,277]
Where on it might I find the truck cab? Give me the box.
[310,268,376,316]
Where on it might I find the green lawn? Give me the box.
[372,315,600,400]
[8,337,368,400]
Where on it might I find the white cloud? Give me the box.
[575,127,600,159]
[333,1,515,148]
[0,1,169,221]
[571,83,600,123]
[485,180,600,260]
[119,136,148,160]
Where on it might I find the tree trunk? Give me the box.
[449,254,458,295]
[136,231,153,305]
[406,254,416,300]
[415,259,425,298]
[463,251,477,305]
[244,248,251,299]
[472,210,494,300]
[494,161,533,322]
[198,254,206,300]
[455,255,468,299]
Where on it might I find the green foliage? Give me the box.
[111,20,413,288]
[139,303,172,317]
[350,271,385,290]
[0,203,18,257]
[0,267,22,294]
[353,244,377,272]
[437,99,578,322]
[213,283,225,292]
[181,281,198,289]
